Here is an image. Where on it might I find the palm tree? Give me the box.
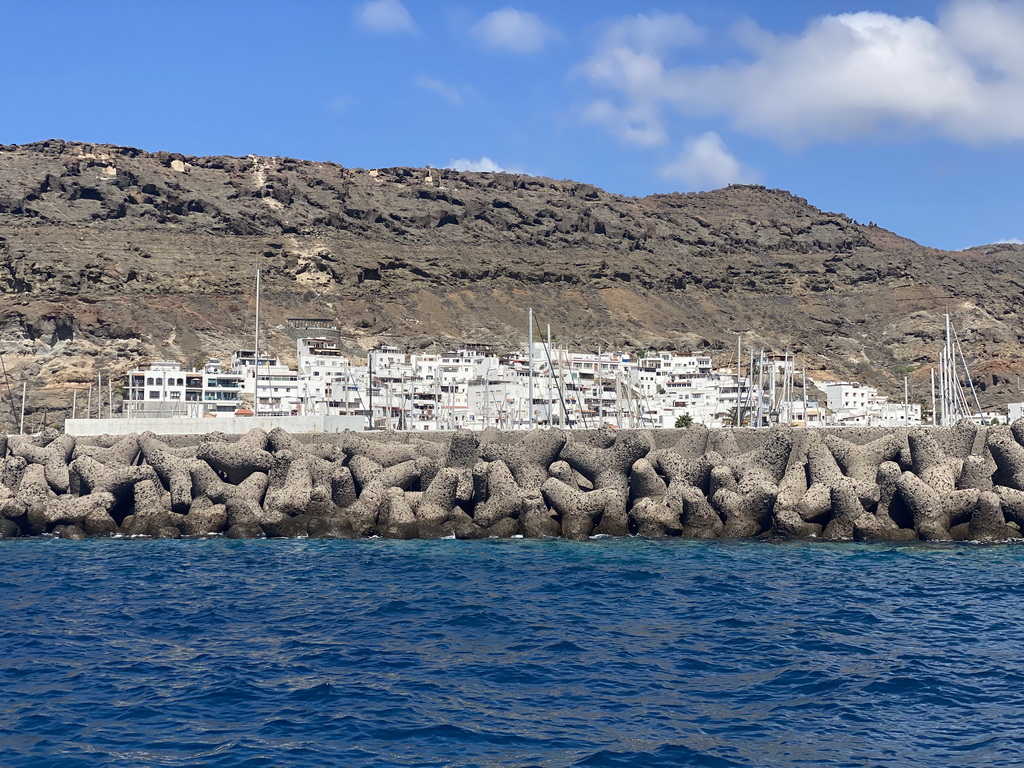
[674,414,694,429]
[722,407,751,427]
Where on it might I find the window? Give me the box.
[146,377,154,386]
[149,392,159,399]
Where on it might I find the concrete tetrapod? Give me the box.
[676,485,724,538]
[122,479,180,538]
[712,482,776,538]
[987,428,1024,490]
[823,432,903,506]
[472,460,529,529]
[822,477,866,540]
[8,424,1024,541]
[772,459,822,538]
[30,490,117,536]
[138,440,197,514]
[380,487,420,539]
[9,433,76,495]
[69,456,158,524]
[196,429,274,484]
[965,491,1016,542]
[415,468,461,536]
[558,432,649,536]
[72,435,141,467]
[541,477,621,540]
[178,496,229,537]
[482,430,567,493]
[896,471,978,541]
[627,458,674,537]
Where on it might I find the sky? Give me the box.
[2,0,1024,250]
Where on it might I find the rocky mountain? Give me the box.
[1,139,1023,426]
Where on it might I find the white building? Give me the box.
[120,341,923,431]
[124,359,244,418]
[825,381,922,426]
[297,337,351,414]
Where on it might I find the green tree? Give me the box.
[723,407,752,427]
[674,414,694,429]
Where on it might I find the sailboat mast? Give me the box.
[930,367,936,425]
[547,324,553,426]
[368,349,374,430]
[904,375,909,425]
[558,343,565,427]
[802,367,807,425]
[528,308,534,430]
[253,268,261,417]
[944,313,953,425]
[939,347,947,426]
[756,349,765,427]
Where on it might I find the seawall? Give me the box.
[1,422,1022,541]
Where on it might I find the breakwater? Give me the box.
[1,422,1023,541]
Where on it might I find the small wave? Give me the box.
[574,743,747,767]
[3,539,1024,767]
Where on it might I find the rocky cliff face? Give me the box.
[1,139,1022,424]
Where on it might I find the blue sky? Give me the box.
[3,0,1023,250]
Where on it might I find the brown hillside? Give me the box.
[1,139,1022,424]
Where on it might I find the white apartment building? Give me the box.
[250,364,300,416]
[120,340,922,431]
[124,359,244,418]
[825,382,922,426]
[297,337,352,414]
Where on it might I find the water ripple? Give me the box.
[1,538,1023,766]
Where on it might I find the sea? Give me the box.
[1,537,1022,767]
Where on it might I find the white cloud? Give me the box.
[415,76,462,105]
[660,132,756,190]
[446,157,508,173]
[995,237,1024,244]
[355,0,416,34]
[583,98,668,147]
[470,8,557,54]
[580,1,1024,147]
[602,11,704,54]
[576,12,702,147]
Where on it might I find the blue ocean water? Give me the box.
[1,538,1023,767]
